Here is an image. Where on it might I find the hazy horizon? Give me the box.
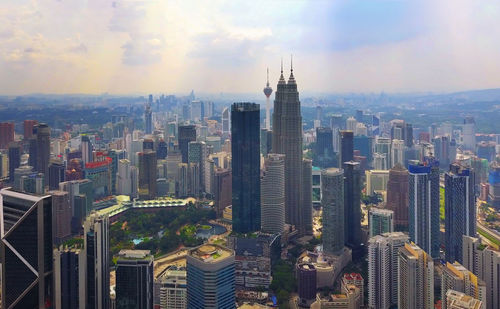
[1,0,500,95]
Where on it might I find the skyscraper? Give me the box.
[231,102,261,234]
[398,242,434,309]
[178,125,196,163]
[222,107,230,135]
[261,153,285,234]
[145,100,153,134]
[463,116,476,151]
[53,246,85,309]
[214,168,232,218]
[188,141,208,194]
[23,119,38,140]
[35,123,51,177]
[302,159,313,235]
[315,127,334,168]
[369,208,394,238]
[368,232,408,309]
[49,160,66,190]
[408,160,440,258]
[386,163,409,230]
[445,163,476,263]
[138,150,157,200]
[340,130,354,166]
[441,262,486,309]
[343,161,362,250]
[116,250,154,309]
[322,168,344,255]
[462,235,500,309]
[8,141,20,182]
[0,122,14,149]
[272,60,305,234]
[84,213,110,309]
[186,244,235,309]
[81,135,93,165]
[0,188,54,309]
[297,263,317,307]
[50,190,71,244]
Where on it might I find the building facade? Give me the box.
[322,168,344,255]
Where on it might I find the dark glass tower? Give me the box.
[315,127,334,168]
[340,130,354,166]
[35,123,51,177]
[138,150,157,200]
[49,161,66,190]
[8,142,20,182]
[116,250,154,309]
[343,161,362,251]
[445,163,476,263]
[178,125,196,163]
[231,102,261,234]
[0,188,53,309]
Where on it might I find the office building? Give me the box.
[272,62,305,234]
[8,142,20,182]
[138,150,157,200]
[0,122,14,149]
[188,141,207,194]
[145,101,153,134]
[155,265,187,309]
[49,160,66,190]
[50,190,71,244]
[391,139,405,168]
[214,168,231,217]
[441,262,486,309]
[408,160,440,258]
[369,208,394,238]
[398,242,434,309]
[462,236,500,309]
[302,159,313,234]
[340,130,354,166]
[445,163,476,263]
[53,247,85,309]
[117,159,132,196]
[178,125,197,163]
[463,117,476,151]
[231,102,261,234]
[365,169,389,195]
[446,290,483,309]
[373,152,388,170]
[84,157,113,200]
[0,188,54,309]
[34,123,51,177]
[488,162,500,208]
[59,179,93,233]
[0,151,7,178]
[23,119,38,140]
[81,135,93,165]
[315,127,334,168]
[116,250,154,309]
[261,153,285,234]
[386,163,409,230]
[343,161,362,249]
[375,137,392,168]
[222,107,230,135]
[186,244,235,309]
[84,213,110,309]
[368,232,408,309]
[297,263,317,307]
[322,168,344,255]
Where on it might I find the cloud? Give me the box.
[67,43,87,54]
[121,35,164,66]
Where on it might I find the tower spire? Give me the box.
[266,67,269,87]
[291,54,293,72]
[278,58,286,85]
[288,54,296,84]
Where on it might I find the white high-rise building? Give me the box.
[462,235,500,309]
[346,117,357,132]
[441,261,486,309]
[261,153,285,234]
[368,232,408,309]
[155,265,187,309]
[222,107,230,135]
[463,116,476,151]
[391,139,405,168]
[398,242,434,309]
[117,159,132,195]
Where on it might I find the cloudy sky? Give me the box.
[1,0,500,95]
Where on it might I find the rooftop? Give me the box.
[189,244,233,263]
[117,249,153,261]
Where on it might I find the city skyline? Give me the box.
[2,1,500,95]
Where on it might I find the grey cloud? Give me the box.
[68,43,88,54]
[121,35,164,66]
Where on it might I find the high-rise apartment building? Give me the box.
[391,139,405,168]
[386,163,409,230]
[441,262,486,309]
[261,153,285,234]
[272,62,305,234]
[322,168,344,255]
[446,290,483,309]
[398,242,434,309]
[408,160,440,258]
[116,250,154,309]
[186,244,235,309]
[462,236,500,309]
[155,265,187,309]
[368,232,408,309]
[138,150,157,200]
[445,163,476,263]
[343,161,362,249]
[231,102,261,234]
[0,189,54,309]
[84,213,110,309]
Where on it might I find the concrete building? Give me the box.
[446,290,483,309]
[261,153,285,234]
[369,208,394,238]
[155,265,187,309]
[321,168,344,255]
[50,190,72,244]
[398,242,434,309]
[386,164,409,230]
[365,170,389,196]
[441,262,486,309]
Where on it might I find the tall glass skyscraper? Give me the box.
[445,163,476,263]
[231,102,261,234]
[321,168,344,255]
[186,244,235,309]
[116,250,154,309]
[408,159,440,259]
[0,188,54,309]
[343,161,362,250]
